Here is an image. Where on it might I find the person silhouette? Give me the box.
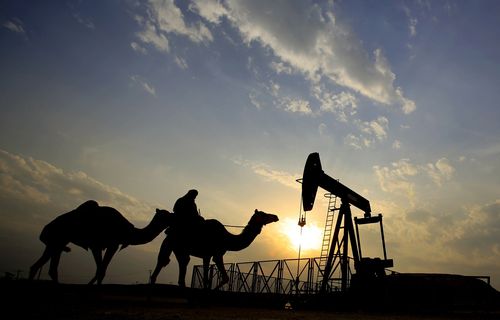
[151,189,204,284]
[173,189,203,225]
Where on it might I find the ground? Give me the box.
[3,280,499,320]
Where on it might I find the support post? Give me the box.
[341,207,349,292]
[379,214,388,260]
[251,262,258,293]
[276,260,283,294]
[354,217,362,259]
[307,258,314,294]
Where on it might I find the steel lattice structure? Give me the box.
[191,256,353,294]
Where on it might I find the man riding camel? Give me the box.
[172,189,204,227]
[151,189,204,283]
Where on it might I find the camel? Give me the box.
[150,209,279,289]
[29,200,173,284]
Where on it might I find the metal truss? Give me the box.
[191,255,353,294]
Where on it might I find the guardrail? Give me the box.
[191,256,353,294]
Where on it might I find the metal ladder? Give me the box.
[316,193,339,285]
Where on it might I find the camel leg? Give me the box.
[150,236,173,284]
[202,257,212,290]
[96,245,118,285]
[213,255,229,290]
[48,248,63,283]
[177,254,190,287]
[89,248,103,285]
[29,247,52,281]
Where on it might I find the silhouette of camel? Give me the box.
[150,209,279,288]
[29,200,173,284]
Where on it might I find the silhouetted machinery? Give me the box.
[301,152,393,292]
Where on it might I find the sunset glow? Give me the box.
[280,218,323,254]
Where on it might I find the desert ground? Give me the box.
[3,280,499,320]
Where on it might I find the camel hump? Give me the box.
[204,219,224,228]
[77,200,99,211]
[98,206,135,229]
[40,203,89,244]
[203,219,231,235]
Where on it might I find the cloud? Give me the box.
[344,134,363,150]
[130,41,148,54]
[248,90,261,109]
[174,55,189,69]
[403,6,418,37]
[0,149,157,223]
[425,157,455,186]
[374,159,418,204]
[232,157,300,190]
[314,88,357,122]
[71,12,95,30]
[345,116,389,149]
[398,200,500,277]
[404,207,434,224]
[130,75,156,96]
[397,87,416,114]
[270,61,293,75]
[359,116,389,141]
[449,201,500,255]
[246,76,314,115]
[3,18,25,34]
[318,123,327,136]
[188,0,228,24]
[392,139,402,149]
[373,157,456,203]
[67,1,96,30]
[158,0,417,113]
[135,0,213,53]
[135,18,170,53]
[409,17,418,37]
[280,97,312,115]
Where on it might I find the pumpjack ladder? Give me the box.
[316,193,338,287]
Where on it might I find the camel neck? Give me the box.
[128,220,164,245]
[226,224,262,251]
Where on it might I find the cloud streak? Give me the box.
[344,116,390,149]
[396,200,500,278]
[136,0,416,114]
[373,157,456,204]
[232,157,300,190]
[135,0,213,53]
[3,18,25,34]
[130,75,156,96]
[0,149,156,223]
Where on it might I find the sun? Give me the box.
[280,217,323,253]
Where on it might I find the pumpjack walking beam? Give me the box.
[302,153,371,215]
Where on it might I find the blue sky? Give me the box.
[1,0,499,289]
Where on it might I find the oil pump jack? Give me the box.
[301,152,393,293]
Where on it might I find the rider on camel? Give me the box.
[173,189,204,226]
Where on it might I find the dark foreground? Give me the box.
[2,280,499,320]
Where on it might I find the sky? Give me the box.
[1,0,499,290]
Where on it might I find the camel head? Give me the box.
[153,208,175,229]
[249,209,279,228]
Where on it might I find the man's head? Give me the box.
[186,189,198,200]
